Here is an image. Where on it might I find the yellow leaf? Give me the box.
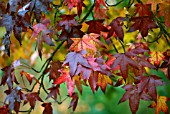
[149,95,169,114]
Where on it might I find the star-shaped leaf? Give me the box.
[111,52,138,79]
[149,95,170,114]
[24,92,43,109]
[128,16,158,37]
[136,75,165,100]
[70,33,105,52]
[86,20,108,34]
[107,17,125,41]
[63,50,91,76]
[119,84,152,114]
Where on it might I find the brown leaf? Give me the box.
[24,92,43,109]
[128,16,158,37]
[68,92,79,112]
[42,103,53,114]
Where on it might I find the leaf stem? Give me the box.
[119,39,125,53]
[79,3,95,23]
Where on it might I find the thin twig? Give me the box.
[79,3,95,23]
[119,39,125,53]
[111,39,119,53]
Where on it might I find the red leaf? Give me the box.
[128,16,158,37]
[68,92,79,112]
[86,20,108,34]
[0,105,10,114]
[119,84,152,114]
[20,70,40,85]
[46,85,60,100]
[24,92,43,109]
[32,19,54,58]
[158,3,170,27]
[107,17,125,41]
[54,69,75,96]
[88,71,98,92]
[135,3,152,16]
[63,50,91,76]
[64,0,85,17]
[42,103,53,114]
[111,52,138,79]
[58,14,78,33]
[48,61,62,81]
[136,75,165,100]
[0,60,21,89]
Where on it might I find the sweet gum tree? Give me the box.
[0,0,170,114]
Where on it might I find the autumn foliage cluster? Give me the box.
[0,0,170,114]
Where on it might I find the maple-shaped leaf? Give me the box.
[32,19,54,58]
[46,85,60,100]
[24,92,43,109]
[64,0,85,17]
[63,50,91,76]
[58,14,78,33]
[158,3,170,27]
[31,0,52,22]
[68,92,79,112]
[58,25,84,47]
[119,84,152,114]
[0,104,10,114]
[32,19,50,37]
[54,69,75,96]
[4,86,26,113]
[111,52,138,79]
[135,3,152,16]
[70,33,105,52]
[42,103,53,114]
[20,70,40,85]
[107,17,125,41]
[86,20,108,34]
[0,60,21,89]
[136,75,165,101]
[128,16,158,37]
[149,95,170,114]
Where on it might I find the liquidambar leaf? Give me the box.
[63,50,91,76]
[149,95,170,114]
[111,52,138,79]
[128,16,158,37]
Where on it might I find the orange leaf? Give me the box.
[149,95,170,114]
[70,33,103,52]
[158,3,170,27]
